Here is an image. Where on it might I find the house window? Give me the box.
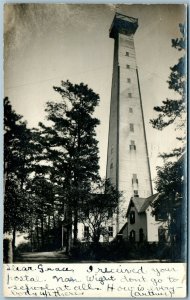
[129,230,136,242]
[128,93,132,98]
[84,226,89,239]
[110,162,113,169]
[130,211,135,224]
[127,78,131,83]
[130,123,134,132]
[126,51,129,56]
[130,140,136,150]
[126,64,130,69]
[129,107,133,113]
[108,226,113,237]
[134,190,139,197]
[139,228,144,242]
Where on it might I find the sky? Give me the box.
[4,4,186,189]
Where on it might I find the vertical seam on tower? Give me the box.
[136,68,153,195]
[116,37,120,234]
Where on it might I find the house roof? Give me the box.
[126,193,159,216]
[118,222,128,234]
[139,193,159,212]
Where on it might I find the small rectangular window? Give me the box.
[130,140,136,150]
[108,226,113,237]
[110,162,113,169]
[126,52,129,56]
[130,145,136,150]
[134,190,139,197]
[132,174,138,184]
[129,107,133,113]
[130,123,134,132]
[127,78,131,83]
[126,64,130,69]
[128,93,132,98]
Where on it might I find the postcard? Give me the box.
[3,4,187,297]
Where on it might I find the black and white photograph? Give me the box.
[3,3,187,291]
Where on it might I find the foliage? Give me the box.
[70,240,174,261]
[4,80,101,253]
[150,24,186,158]
[4,97,34,248]
[152,158,184,221]
[37,80,100,247]
[150,24,186,257]
[80,179,121,243]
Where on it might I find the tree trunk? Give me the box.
[36,220,40,250]
[66,206,73,254]
[12,226,16,254]
[66,225,72,255]
[41,217,44,250]
[73,207,78,245]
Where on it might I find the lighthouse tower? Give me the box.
[106,13,153,233]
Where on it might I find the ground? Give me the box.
[14,251,164,263]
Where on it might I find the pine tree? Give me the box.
[150,24,186,158]
[4,98,34,249]
[39,80,100,247]
[150,25,186,259]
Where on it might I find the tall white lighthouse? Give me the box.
[106,13,153,233]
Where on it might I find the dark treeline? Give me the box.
[150,24,186,259]
[4,80,120,256]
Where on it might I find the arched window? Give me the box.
[129,230,136,242]
[130,211,135,224]
[139,228,144,242]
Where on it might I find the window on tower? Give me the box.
[130,123,134,132]
[128,93,132,98]
[127,78,131,83]
[126,52,129,56]
[134,190,139,197]
[126,64,130,69]
[129,107,133,113]
[110,162,113,169]
[132,174,138,184]
[130,140,136,150]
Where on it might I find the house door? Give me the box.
[139,228,144,242]
[129,230,136,242]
